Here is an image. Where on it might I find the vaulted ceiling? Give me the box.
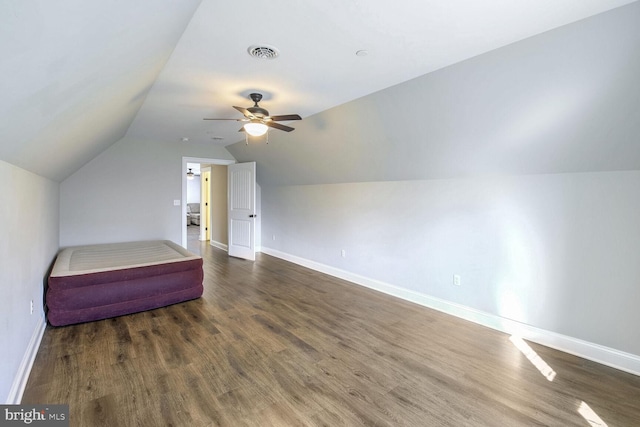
[228,1,640,186]
[0,0,202,181]
[1,0,638,182]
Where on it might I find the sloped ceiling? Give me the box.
[0,0,202,181]
[128,0,637,148]
[227,2,640,186]
[1,0,637,182]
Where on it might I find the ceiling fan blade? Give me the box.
[266,121,295,132]
[203,118,242,121]
[269,114,302,121]
[233,106,255,118]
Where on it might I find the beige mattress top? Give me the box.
[51,240,201,277]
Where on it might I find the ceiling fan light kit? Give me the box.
[244,121,268,136]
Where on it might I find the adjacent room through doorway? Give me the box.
[182,157,235,249]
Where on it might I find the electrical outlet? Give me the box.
[272,235,276,241]
[30,300,34,314]
[453,275,461,286]
[341,249,346,258]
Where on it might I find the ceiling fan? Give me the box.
[204,93,301,137]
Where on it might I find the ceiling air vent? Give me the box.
[247,45,279,60]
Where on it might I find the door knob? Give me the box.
[249,214,257,218]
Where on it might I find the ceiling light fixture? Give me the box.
[187,168,195,180]
[243,120,268,136]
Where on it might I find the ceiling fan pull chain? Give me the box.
[266,129,269,144]
[245,133,248,145]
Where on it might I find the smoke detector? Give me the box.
[247,45,280,60]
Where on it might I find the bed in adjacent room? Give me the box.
[47,240,203,326]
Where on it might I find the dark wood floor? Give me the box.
[23,239,640,426]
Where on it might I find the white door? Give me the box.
[227,162,256,260]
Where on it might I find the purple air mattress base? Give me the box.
[46,240,203,326]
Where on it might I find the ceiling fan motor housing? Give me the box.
[248,93,269,117]
[248,106,269,117]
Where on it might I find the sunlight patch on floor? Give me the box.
[578,401,608,427]
[509,336,611,425]
[509,335,556,381]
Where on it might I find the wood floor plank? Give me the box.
[21,238,640,426]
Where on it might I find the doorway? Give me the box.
[182,157,235,248]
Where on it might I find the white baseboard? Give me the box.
[261,247,640,376]
[7,316,46,404]
[208,241,261,254]
[209,240,228,251]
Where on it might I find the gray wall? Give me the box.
[262,171,640,355]
[60,135,234,247]
[0,160,59,402]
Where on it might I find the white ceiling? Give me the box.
[0,0,202,181]
[127,0,637,147]
[228,0,640,186]
[0,0,637,181]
